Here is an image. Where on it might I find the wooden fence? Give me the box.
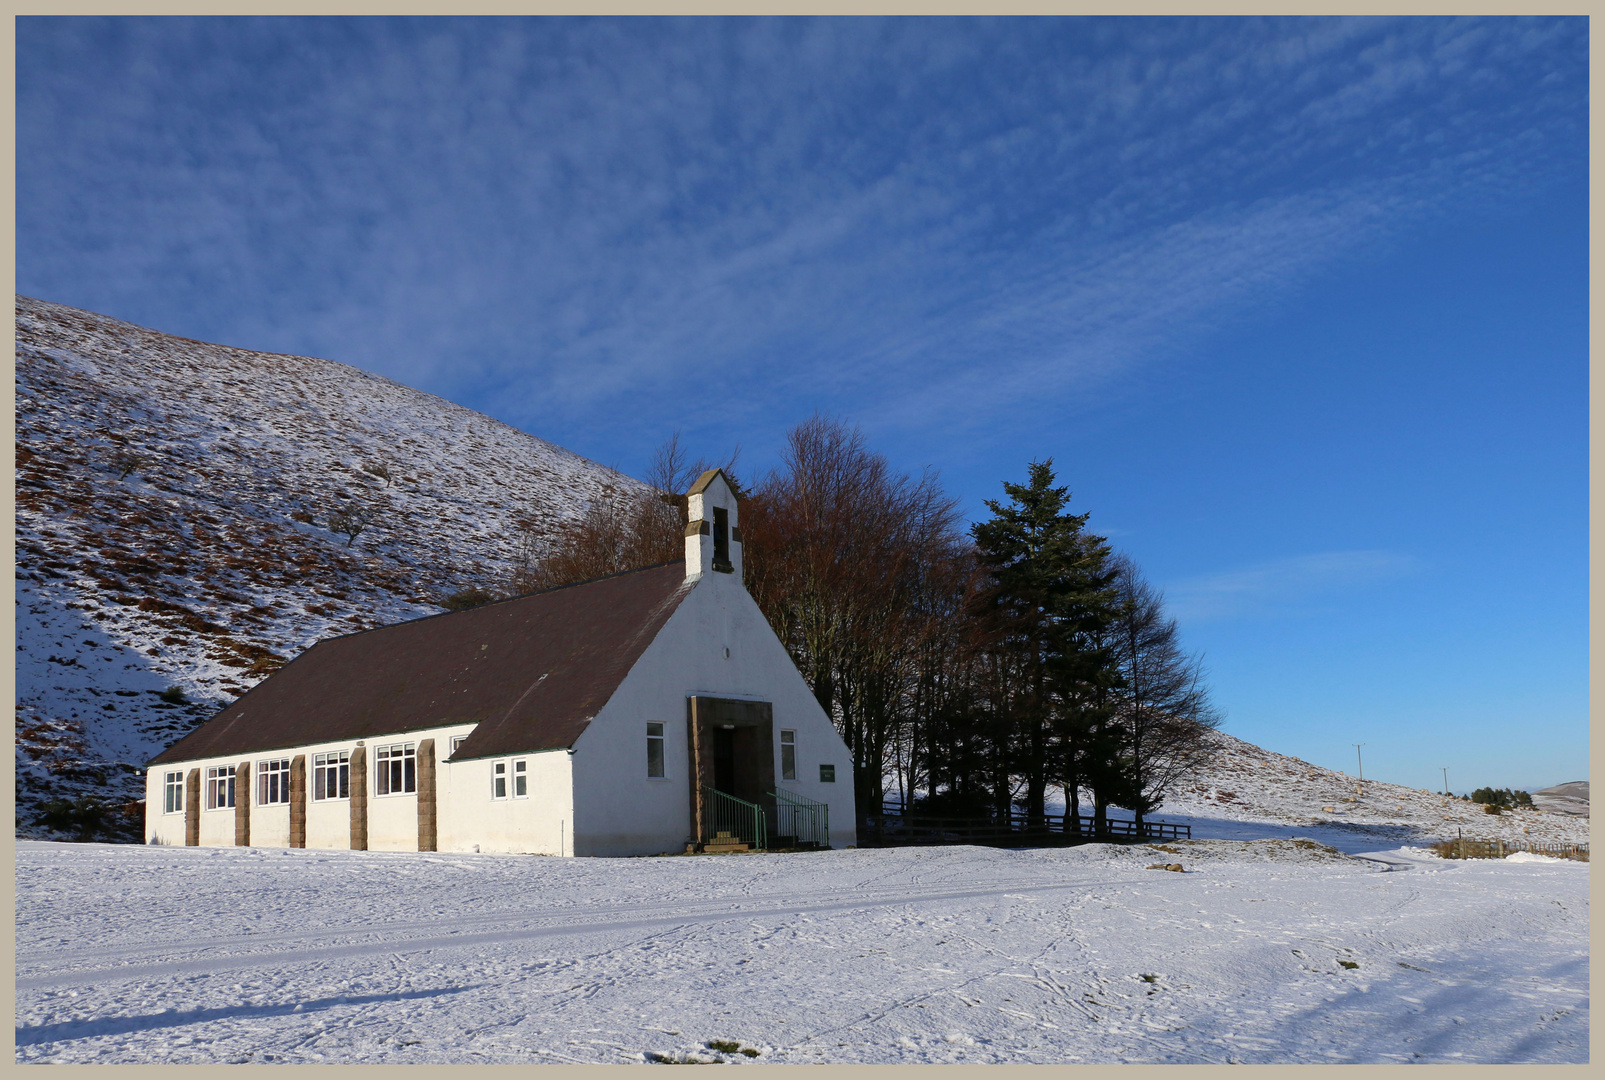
[858,809,1190,849]
[1434,838,1589,862]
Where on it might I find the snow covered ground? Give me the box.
[15,833,1587,1064]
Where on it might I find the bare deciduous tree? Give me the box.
[326,500,385,548]
[742,415,963,818]
[109,449,144,480]
[1107,554,1220,828]
[506,432,738,595]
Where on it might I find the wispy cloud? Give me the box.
[1167,550,1421,623]
[15,16,1587,466]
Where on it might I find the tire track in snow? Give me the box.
[16,875,1094,969]
[17,877,1150,991]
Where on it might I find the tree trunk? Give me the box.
[812,667,835,725]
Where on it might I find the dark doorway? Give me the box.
[688,697,777,848]
[713,727,736,793]
[713,726,765,804]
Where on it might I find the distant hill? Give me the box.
[1531,781,1589,818]
[1150,731,1591,844]
[14,296,645,838]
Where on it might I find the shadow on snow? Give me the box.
[16,985,480,1048]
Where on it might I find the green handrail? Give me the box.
[770,788,829,849]
[702,785,767,850]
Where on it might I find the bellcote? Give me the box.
[684,469,742,581]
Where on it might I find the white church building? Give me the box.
[144,471,856,856]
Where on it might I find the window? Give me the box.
[450,735,469,754]
[492,761,508,800]
[206,765,236,810]
[820,764,836,783]
[712,506,730,568]
[163,771,184,814]
[375,743,417,796]
[313,751,350,801]
[780,730,797,781]
[646,722,665,778]
[513,759,528,798]
[258,759,290,805]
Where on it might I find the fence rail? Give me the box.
[859,809,1190,848]
[1058,814,1191,842]
[771,789,829,849]
[701,786,767,850]
[1434,838,1589,862]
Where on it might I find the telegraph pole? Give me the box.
[1441,767,1448,796]
[1353,744,1365,781]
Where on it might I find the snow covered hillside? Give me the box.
[14,839,1589,1064]
[1142,730,1591,849]
[1532,781,1589,818]
[14,296,646,838]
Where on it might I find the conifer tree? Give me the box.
[970,460,1121,829]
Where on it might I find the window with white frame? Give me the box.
[313,751,350,801]
[206,765,236,810]
[257,759,291,805]
[163,771,184,814]
[646,722,665,778]
[492,761,508,800]
[375,743,417,796]
[780,730,797,781]
[513,759,528,798]
[450,735,469,754]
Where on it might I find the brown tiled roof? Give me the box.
[149,561,694,766]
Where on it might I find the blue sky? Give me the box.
[17,16,1587,792]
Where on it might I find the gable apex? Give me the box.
[687,468,732,496]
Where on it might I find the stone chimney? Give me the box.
[684,469,741,581]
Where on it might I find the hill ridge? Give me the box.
[15,295,643,836]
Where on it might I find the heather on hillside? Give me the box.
[14,297,645,838]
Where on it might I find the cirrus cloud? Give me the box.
[1167,550,1421,623]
